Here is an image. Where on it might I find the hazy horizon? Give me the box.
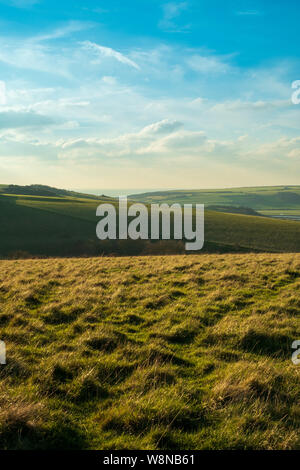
[3,182,300,198]
[73,183,300,197]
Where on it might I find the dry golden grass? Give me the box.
[0,253,299,449]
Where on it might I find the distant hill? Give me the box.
[206,205,262,216]
[0,184,111,201]
[129,186,300,212]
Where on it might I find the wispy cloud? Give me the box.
[159,2,190,32]
[0,22,94,80]
[187,54,233,74]
[0,81,6,105]
[32,21,92,42]
[3,0,39,8]
[0,37,73,78]
[81,41,140,70]
[0,110,54,129]
[236,10,262,16]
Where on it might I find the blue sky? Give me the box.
[0,0,299,189]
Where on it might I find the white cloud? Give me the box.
[163,2,188,20]
[139,129,207,155]
[55,120,244,164]
[187,54,232,74]
[253,137,300,160]
[288,148,300,159]
[211,99,290,112]
[0,22,91,79]
[101,76,117,85]
[81,41,140,70]
[32,21,92,42]
[139,119,183,135]
[238,134,248,142]
[58,119,182,156]
[0,38,72,77]
[0,81,6,105]
[159,2,190,32]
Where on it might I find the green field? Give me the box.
[2,185,300,257]
[0,253,299,450]
[260,210,300,220]
[129,186,300,212]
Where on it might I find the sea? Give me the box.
[73,188,175,197]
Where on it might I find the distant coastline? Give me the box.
[73,188,175,197]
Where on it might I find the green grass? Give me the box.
[261,210,300,216]
[129,185,300,211]
[0,253,299,449]
[2,191,300,257]
[0,194,97,257]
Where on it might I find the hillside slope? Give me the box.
[2,192,300,256]
[129,186,300,211]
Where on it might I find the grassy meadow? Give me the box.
[0,253,299,450]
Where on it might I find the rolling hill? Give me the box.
[0,187,299,449]
[0,184,108,200]
[1,186,300,257]
[129,186,300,216]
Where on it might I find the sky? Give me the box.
[0,0,299,190]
